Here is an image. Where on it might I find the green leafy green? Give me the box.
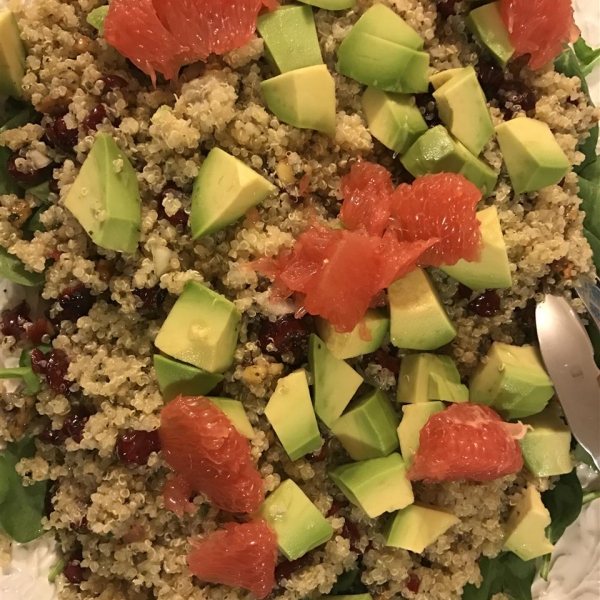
[583,490,600,505]
[27,181,52,205]
[574,442,600,471]
[0,365,40,395]
[0,437,48,543]
[573,39,600,77]
[539,470,583,580]
[48,558,66,583]
[0,105,38,135]
[0,146,21,197]
[579,157,600,183]
[462,554,537,600]
[329,568,367,596]
[0,246,45,286]
[579,177,600,239]
[25,205,49,235]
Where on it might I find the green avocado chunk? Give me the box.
[0,246,44,287]
[64,133,141,254]
[315,309,389,359]
[154,280,241,374]
[337,32,429,94]
[191,147,275,239]
[495,118,571,195]
[441,206,512,290]
[519,404,573,477]
[297,0,355,8]
[429,67,467,90]
[329,452,414,518]
[466,1,515,67]
[258,479,334,560]
[503,485,554,561]
[309,333,364,428]
[208,397,255,439]
[388,269,457,351]
[331,388,399,461]
[265,369,322,461]
[397,353,467,404]
[397,401,445,467]
[153,354,223,402]
[86,6,109,35]
[385,503,459,553]
[0,10,26,98]
[469,342,555,419]
[433,66,494,156]
[261,64,337,135]
[257,5,323,73]
[361,87,428,154]
[401,125,498,196]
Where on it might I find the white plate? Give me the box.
[1,1,600,598]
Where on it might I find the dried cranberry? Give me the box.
[46,118,79,152]
[157,185,189,228]
[133,286,167,314]
[83,104,108,131]
[371,348,401,375]
[27,318,54,345]
[116,430,161,466]
[406,574,421,594]
[275,554,313,584]
[456,283,473,300]
[38,423,65,446]
[309,440,329,462]
[31,348,49,375]
[6,152,53,186]
[71,515,89,534]
[257,315,314,364]
[414,89,441,127]
[467,290,501,317]
[342,519,361,552]
[476,57,506,100]
[500,82,537,117]
[1,301,30,339]
[48,178,60,194]
[57,284,95,322]
[100,74,129,91]
[62,408,89,443]
[63,557,87,584]
[437,0,460,18]
[46,349,71,395]
[327,499,349,518]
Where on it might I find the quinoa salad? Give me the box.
[0,0,599,600]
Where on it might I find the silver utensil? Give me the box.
[536,295,600,470]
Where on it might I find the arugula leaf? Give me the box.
[0,437,48,543]
[573,38,600,77]
[0,246,45,287]
[462,556,504,600]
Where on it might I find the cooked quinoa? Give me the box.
[0,0,598,599]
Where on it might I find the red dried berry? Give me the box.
[62,408,89,443]
[38,423,65,446]
[116,429,161,466]
[27,318,54,345]
[6,153,53,186]
[257,315,314,365]
[467,290,501,317]
[100,74,129,91]
[1,301,30,339]
[46,349,71,395]
[406,573,421,594]
[275,554,313,584]
[63,558,86,584]
[133,286,167,314]
[31,348,49,375]
[83,104,108,131]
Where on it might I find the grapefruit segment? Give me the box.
[105,0,278,80]
[159,395,264,513]
[408,403,524,483]
[187,519,278,599]
[390,173,483,268]
[501,0,580,70]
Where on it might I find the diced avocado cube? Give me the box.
[0,246,44,287]
[153,354,223,402]
[315,309,389,360]
[262,64,336,135]
[433,66,494,156]
[330,388,399,461]
[329,453,414,518]
[349,4,424,50]
[397,402,445,467]
[154,280,241,374]
[208,397,255,439]
[297,0,355,8]
[429,67,467,90]
[64,133,141,254]
[361,88,428,154]
[337,32,429,94]
[385,503,459,553]
[86,6,109,34]
[495,118,570,195]
[0,10,26,98]
[503,485,554,561]
[519,404,573,477]
[388,269,456,351]
[441,206,512,290]
[191,148,275,239]
[401,126,497,196]
[257,5,323,73]
[309,334,364,428]
[265,369,322,461]
[397,353,467,404]
[258,479,334,560]
[467,1,515,67]
[469,342,555,419]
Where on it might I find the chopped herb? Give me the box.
[573,38,600,77]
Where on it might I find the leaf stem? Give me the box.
[583,490,600,505]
